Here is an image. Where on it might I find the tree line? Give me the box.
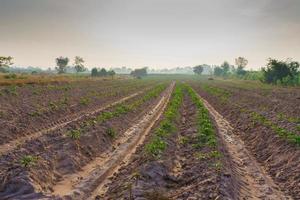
[193,57,300,86]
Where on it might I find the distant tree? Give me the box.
[220,61,230,76]
[91,68,98,77]
[0,56,13,73]
[55,57,69,74]
[193,65,203,75]
[214,66,223,76]
[262,58,300,85]
[74,56,86,73]
[235,57,248,76]
[107,70,116,79]
[130,67,147,78]
[98,68,107,76]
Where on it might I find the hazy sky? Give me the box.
[0,0,299,69]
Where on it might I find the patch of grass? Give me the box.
[20,155,38,168]
[67,129,81,139]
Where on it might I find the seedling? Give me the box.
[20,155,38,168]
[67,129,81,139]
[106,127,117,138]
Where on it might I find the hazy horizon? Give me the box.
[1,0,299,70]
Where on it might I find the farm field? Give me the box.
[0,76,299,200]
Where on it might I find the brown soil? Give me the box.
[102,91,222,200]
[0,79,151,145]
[191,81,299,199]
[0,83,171,200]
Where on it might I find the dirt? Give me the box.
[191,81,300,199]
[0,82,171,200]
[102,90,222,200]
[0,79,152,145]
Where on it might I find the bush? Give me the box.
[262,58,300,85]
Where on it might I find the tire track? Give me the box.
[195,92,292,200]
[0,89,148,156]
[50,82,175,200]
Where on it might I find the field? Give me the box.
[0,75,299,200]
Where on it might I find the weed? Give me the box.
[20,155,38,168]
[67,129,81,139]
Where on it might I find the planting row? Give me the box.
[102,83,223,199]
[0,83,169,199]
[190,79,300,199]
[0,79,165,145]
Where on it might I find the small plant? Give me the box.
[106,127,117,138]
[145,136,167,157]
[20,155,38,168]
[195,152,207,160]
[67,129,81,139]
[178,136,189,145]
[4,85,18,95]
[213,161,223,171]
[80,97,90,105]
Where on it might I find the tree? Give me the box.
[0,56,13,73]
[98,68,107,76]
[262,58,300,85]
[130,67,147,78]
[55,57,69,74]
[91,68,98,77]
[107,70,116,79]
[214,66,223,76]
[193,65,203,75]
[220,61,230,76]
[74,56,86,73]
[235,57,248,76]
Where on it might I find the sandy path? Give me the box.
[196,93,292,200]
[0,89,147,156]
[50,82,175,200]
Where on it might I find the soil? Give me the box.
[0,82,170,200]
[0,79,152,145]
[102,90,222,200]
[190,80,300,199]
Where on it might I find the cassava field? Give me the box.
[0,75,299,200]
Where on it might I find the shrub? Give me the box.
[262,58,300,85]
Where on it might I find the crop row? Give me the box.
[185,85,221,167]
[67,83,168,139]
[145,84,184,157]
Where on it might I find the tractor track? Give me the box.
[196,92,292,200]
[50,82,175,200]
[0,89,148,156]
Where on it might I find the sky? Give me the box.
[0,0,299,70]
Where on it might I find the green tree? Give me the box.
[0,56,13,73]
[220,61,230,76]
[262,58,300,85]
[98,68,107,76]
[235,57,248,76]
[55,57,69,74]
[74,56,86,73]
[193,65,203,75]
[214,66,223,76]
[107,70,116,79]
[91,68,98,77]
[130,67,147,78]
